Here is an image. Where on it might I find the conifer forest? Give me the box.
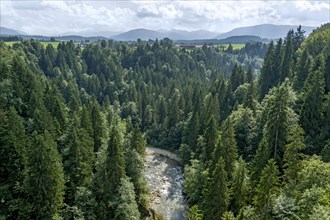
[1,23,330,220]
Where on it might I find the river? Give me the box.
[144,147,188,220]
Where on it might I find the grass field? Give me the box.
[4,41,60,48]
[216,44,245,50]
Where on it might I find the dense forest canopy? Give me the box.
[0,23,329,219]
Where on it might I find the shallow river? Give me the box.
[144,147,188,220]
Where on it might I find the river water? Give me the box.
[144,147,187,220]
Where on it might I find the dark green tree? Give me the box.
[213,119,238,178]
[253,159,280,219]
[283,125,306,182]
[24,131,65,219]
[259,41,274,100]
[0,108,27,219]
[202,114,218,163]
[114,178,140,220]
[94,124,126,219]
[204,157,229,220]
[231,157,249,215]
[300,54,326,154]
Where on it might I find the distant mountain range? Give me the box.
[0,27,26,35]
[1,24,317,42]
[110,28,219,41]
[176,35,270,45]
[216,24,315,39]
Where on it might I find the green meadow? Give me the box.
[216,44,245,50]
[4,41,60,48]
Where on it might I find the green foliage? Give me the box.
[204,157,229,220]
[1,24,329,219]
[114,177,140,220]
[222,211,235,220]
[93,123,126,219]
[202,114,218,163]
[25,131,65,219]
[253,159,280,219]
[0,108,27,218]
[231,157,250,215]
[184,160,209,205]
[125,149,149,216]
[213,119,238,178]
[300,56,326,153]
[283,125,306,182]
[188,205,203,220]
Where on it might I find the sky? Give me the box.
[1,0,329,36]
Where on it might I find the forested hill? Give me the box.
[0,23,329,220]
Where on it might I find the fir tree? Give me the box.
[231,157,249,215]
[0,108,27,218]
[94,124,126,219]
[114,178,140,220]
[300,54,326,154]
[203,114,218,163]
[204,157,229,220]
[253,159,280,219]
[25,131,65,219]
[213,119,238,178]
[283,125,306,182]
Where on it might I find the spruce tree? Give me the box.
[91,101,105,152]
[25,131,65,219]
[131,125,146,156]
[231,157,249,215]
[203,114,218,163]
[205,157,229,220]
[213,119,238,178]
[300,54,326,153]
[283,125,306,182]
[63,114,94,205]
[263,81,292,166]
[281,30,294,80]
[125,149,149,216]
[114,178,140,220]
[0,108,27,218]
[259,41,274,100]
[253,159,280,219]
[94,124,126,219]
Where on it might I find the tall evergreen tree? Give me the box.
[231,157,249,215]
[259,41,274,100]
[283,125,306,182]
[281,30,294,80]
[294,49,313,92]
[203,114,218,163]
[114,178,140,220]
[91,101,105,152]
[94,124,126,220]
[0,108,27,219]
[213,119,238,178]
[300,54,326,154]
[253,159,280,219]
[262,81,292,166]
[131,125,146,156]
[204,157,229,220]
[25,131,65,219]
[63,114,94,205]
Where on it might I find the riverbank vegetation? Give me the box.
[0,23,329,219]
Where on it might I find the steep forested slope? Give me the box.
[184,23,330,219]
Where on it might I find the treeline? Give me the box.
[184,24,330,219]
[0,34,263,219]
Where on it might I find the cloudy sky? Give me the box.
[1,0,329,36]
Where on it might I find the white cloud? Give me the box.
[0,0,329,35]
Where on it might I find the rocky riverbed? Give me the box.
[144,147,187,220]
